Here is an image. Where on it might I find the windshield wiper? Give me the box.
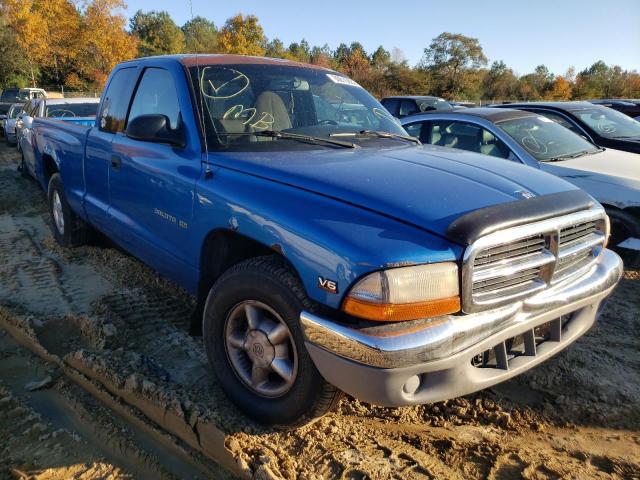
[544,149,600,162]
[330,130,421,145]
[217,130,358,149]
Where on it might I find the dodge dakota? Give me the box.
[27,55,623,426]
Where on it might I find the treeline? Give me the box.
[2,0,639,101]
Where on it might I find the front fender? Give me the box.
[191,167,461,309]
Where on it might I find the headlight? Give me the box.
[342,262,460,321]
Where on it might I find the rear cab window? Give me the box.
[99,67,139,133]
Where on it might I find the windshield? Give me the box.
[417,97,452,112]
[573,105,640,139]
[498,115,599,161]
[45,102,98,118]
[189,64,405,151]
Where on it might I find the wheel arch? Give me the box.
[191,228,305,335]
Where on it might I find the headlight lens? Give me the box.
[342,262,460,321]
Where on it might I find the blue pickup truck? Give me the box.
[27,55,623,426]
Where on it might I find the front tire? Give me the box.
[607,209,640,248]
[47,173,90,247]
[203,256,342,426]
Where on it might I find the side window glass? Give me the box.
[382,99,399,117]
[537,111,580,135]
[399,100,418,117]
[27,100,38,117]
[99,67,138,133]
[404,122,423,139]
[479,127,510,159]
[128,68,181,130]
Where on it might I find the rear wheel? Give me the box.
[203,256,343,427]
[19,153,28,177]
[47,173,90,247]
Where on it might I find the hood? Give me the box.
[540,148,640,208]
[541,148,640,181]
[210,144,580,243]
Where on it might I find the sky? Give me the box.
[122,0,640,75]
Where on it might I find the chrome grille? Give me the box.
[462,209,607,313]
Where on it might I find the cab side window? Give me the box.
[128,68,182,130]
[381,99,399,117]
[403,122,423,139]
[99,67,138,134]
[399,100,419,117]
[419,120,511,159]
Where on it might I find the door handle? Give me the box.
[110,155,121,170]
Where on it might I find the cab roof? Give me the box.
[494,101,596,111]
[424,107,537,122]
[123,54,335,71]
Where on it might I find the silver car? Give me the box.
[402,108,640,248]
[2,103,24,146]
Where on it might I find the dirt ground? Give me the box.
[0,141,638,480]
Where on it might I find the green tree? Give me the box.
[182,16,217,53]
[265,38,288,59]
[130,10,185,56]
[288,39,311,63]
[482,60,519,100]
[371,46,391,70]
[419,32,487,97]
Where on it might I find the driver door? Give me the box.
[108,67,199,284]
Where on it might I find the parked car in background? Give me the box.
[589,99,640,120]
[23,54,623,426]
[380,95,453,118]
[2,103,24,146]
[19,97,99,174]
[0,87,47,115]
[450,101,477,109]
[402,107,640,248]
[490,101,640,154]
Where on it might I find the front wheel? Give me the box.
[607,209,640,248]
[203,256,342,426]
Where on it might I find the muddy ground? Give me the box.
[0,141,638,480]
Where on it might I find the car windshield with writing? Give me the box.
[497,115,601,162]
[573,105,640,139]
[190,64,406,151]
[46,103,99,118]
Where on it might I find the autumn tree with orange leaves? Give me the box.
[1,0,136,89]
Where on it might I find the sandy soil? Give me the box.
[0,141,638,479]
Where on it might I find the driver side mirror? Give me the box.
[125,114,185,147]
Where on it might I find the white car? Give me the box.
[402,108,640,249]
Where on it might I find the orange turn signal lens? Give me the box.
[342,296,461,322]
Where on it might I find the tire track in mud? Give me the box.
[1,143,639,479]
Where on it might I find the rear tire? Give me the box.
[19,153,28,177]
[202,256,343,427]
[47,173,90,247]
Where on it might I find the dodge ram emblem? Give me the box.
[515,190,535,199]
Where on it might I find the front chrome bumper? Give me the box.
[301,249,623,406]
